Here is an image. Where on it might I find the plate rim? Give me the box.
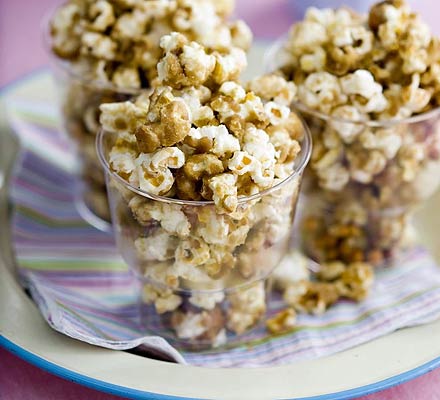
[1,67,440,400]
[2,334,440,400]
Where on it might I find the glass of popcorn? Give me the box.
[44,0,252,231]
[267,1,440,267]
[97,32,311,347]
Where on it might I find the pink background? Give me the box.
[1,0,440,399]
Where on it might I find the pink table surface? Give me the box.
[1,0,440,399]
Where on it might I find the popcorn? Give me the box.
[298,72,346,114]
[100,101,147,134]
[293,281,340,315]
[189,291,225,310]
[288,21,327,54]
[175,237,210,267]
[227,282,266,334]
[340,70,388,113]
[330,105,365,144]
[212,48,247,84]
[247,75,297,106]
[155,293,182,314]
[275,1,440,277]
[81,32,117,61]
[207,173,238,213]
[50,0,253,87]
[300,47,327,73]
[112,66,141,89]
[266,308,297,334]
[129,197,191,237]
[157,33,216,88]
[135,230,177,262]
[171,311,209,339]
[336,262,374,301]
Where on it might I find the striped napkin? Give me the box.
[7,79,440,368]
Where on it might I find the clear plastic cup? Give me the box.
[97,124,311,347]
[297,104,440,266]
[43,8,143,232]
[264,32,440,266]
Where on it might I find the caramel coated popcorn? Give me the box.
[102,32,304,213]
[270,254,375,329]
[100,33,308,347]
[50,0,252,88]
[273,1,440,266]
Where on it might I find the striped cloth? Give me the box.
[7,78,440,368]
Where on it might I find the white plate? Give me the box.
[1,43,440,400]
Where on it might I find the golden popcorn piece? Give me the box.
[336,262,374,301]
[175,236,211,267]
[294,281,340,315]
[157,33,216,89]
[135,99,191,153]
[247,74,297,106]
[266,308,297,334]
[207,173,238,214]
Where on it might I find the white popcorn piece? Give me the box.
[88,0,115,32]
[180,90,214,125]
[133,163,174,195]
[401,74,431,114]
[228,151,259,175]
[238,93,265,121]
[348,149,387,184]
[109,146,137,176]
[143,261,178,288]
[173,312,208,339]
[197,213,229,245]
[146,147,186,170]
[81,32,117,60]
[213,47,247,84]
[112,66,141,89]
[219,81,246,102]
[130,197,191,237]
[230,20,253,50]
[340,70,383,100]
[298,72,346,113]
[243,126,277,170]
[155,294,182,314]
[211,125,240,157]
[330,26,373,56]
[300,47,326,72]
[172,260,214,283]
[264,102,291,126]
[288,21,327,53]
[330,105,365,143]
[208,173,238,213]
[317,163,350,191]
[359,129,402,160]
[135,230,177,261]
[175,237,211,267]
[100,101,147,134]
[227,282,266,334]
[112,10,147,39]
[189,291,225,310]
[272,249,311,291]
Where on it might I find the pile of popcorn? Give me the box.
[50,0,252,88]
[272,0,440,265]
[100,32,306,343]
[267,250,374,334]
[49,0,252,222]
